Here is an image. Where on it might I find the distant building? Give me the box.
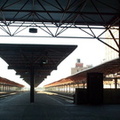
[104,30,119,62]
[71,59,93,75]
[103,30,120,88]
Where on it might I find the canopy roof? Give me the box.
[0,0,119,26]
[45,58,120,87]
[0,0,120,38]
[0,76,24,87]
[0,44,77,87]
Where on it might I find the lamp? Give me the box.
[42,60,48,64]
[29,28,37,33]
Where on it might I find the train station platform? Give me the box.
[0,91,120,120]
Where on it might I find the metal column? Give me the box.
[114,78,117,89]
[30,66,35,103]
[118,21,120,58]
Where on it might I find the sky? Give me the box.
[0,36,105,87]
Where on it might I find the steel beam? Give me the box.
[8,65,57,70]
[119,20,120,57]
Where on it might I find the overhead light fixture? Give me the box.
[42,60,48,64]
[29,28,37,33]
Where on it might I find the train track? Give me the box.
[45,91,74,102]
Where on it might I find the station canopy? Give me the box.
[45,58,120,87]
[0,44,77,87]
[0,0,119,25]
[0,0,119,37]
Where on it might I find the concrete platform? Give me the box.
[0,91,120,120]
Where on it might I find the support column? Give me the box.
[87,72,103,105]
[118,21,120,58]
[3,85,4,91]
[68,84,70,93]
[30,66,35,103]
[82,81,85,88]
[114,78,117,89]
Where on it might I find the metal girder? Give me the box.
[8,65,57,70]
[19,73,49,77]
[0,0,119,38]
